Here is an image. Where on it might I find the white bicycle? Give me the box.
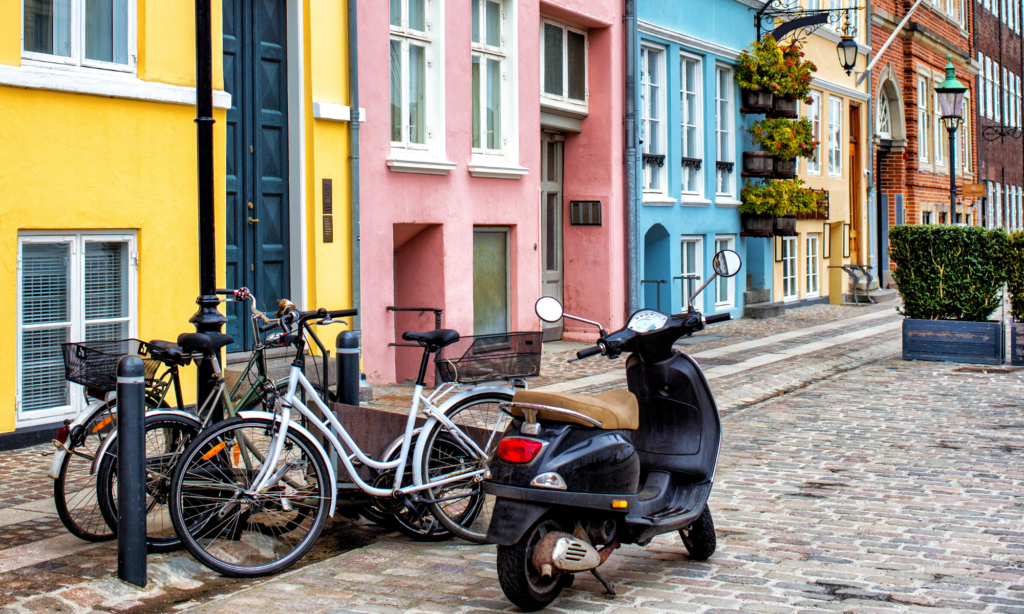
[168,305,541,577]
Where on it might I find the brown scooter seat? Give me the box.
[510,389,639,430]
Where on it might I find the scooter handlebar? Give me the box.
[576,346,603,360]
[704,312,731,325]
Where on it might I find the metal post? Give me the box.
[190,0,227,421]
[116,356,146,588]
[336,331,360,407]
[948,125,957,224]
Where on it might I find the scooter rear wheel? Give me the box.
[679,504,716,560]
[496,518,568,611]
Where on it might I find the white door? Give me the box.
[540,132,564,341]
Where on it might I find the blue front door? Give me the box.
[223,0,290,351]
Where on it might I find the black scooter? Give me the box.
[484,249,743,610]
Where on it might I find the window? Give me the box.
[23,0,135,72]
[959,95,971,174]
[934,92,946,169]
[1017,76,1022,127]
[997,182,1004,228]
[876,90,892,139]
[471,0,506,153]
[828,96,842,177]
[918,77,930,162]
[716,66,735,196]
[985,57,994,119]
[923,211,933,224]
[640,45,665,194]
[807,91,822,175]
[995,61,1002,123]
[17,232,137,426]
[541,20,588,111]
[714,236,735,306]
[978,54,987,119]
[806,234,820,297]
[1004,67,1010,126]
[390,0,432,148]
[680,236,704,307]
[680,54,703,196]
[781,236,798,301]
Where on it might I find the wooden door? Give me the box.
[848,104,862,265]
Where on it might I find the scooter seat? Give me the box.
[510,389,639,430]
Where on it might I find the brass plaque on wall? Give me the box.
[323,178,333,215]
[323,215,334,243]
[962,183,986,198]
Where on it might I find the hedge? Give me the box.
[889,224,1007,322]
[1006,231,1024,321]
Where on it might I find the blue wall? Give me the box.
[634,0,771,317]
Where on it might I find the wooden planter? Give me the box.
[742,151,773,177]
[740,213,774,237]
[902,319,1004,365]
[1012,322,1024,366]
[772,157,797,179]
[740,89,773,113]
[773,215,798,236]
[768,96,798,118]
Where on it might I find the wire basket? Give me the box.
[435,332,542,384]
[61,339,161,394]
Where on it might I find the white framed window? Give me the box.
[22,0,136,73]
[471,0,515,158]
[540,19,588,115]
[923,210,933,225]
[828,96,842,177]
[978,54,987,119]
[680,53,703,197]
[807,91,822,175]
[390,0,434,149]
[997,182,1004,228]
[934,91,946,169]
[959,94,971,175]
[985,56,993,119]
[641,45,666,194]
[1017,75,1022,127]
[17,231,137,427]
[876,89,892,139]
[715,65,735,197]
[781,236,798,301]
[918,77,930,163]
[714,236,735,307]
[806,234,820,297]
[1004,67,1010,126]
[680,236,704,307]
[995,61,1002,122]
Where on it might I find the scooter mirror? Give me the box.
[712,249,742,278]
[535,296,564,323]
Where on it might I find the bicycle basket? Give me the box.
[61,339,160,393]
[435,332,542,384]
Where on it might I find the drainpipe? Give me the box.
[348,0,363,374]
[864,0,879,281]
[625,0,640,316]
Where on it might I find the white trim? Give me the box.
[680,51,704,199]
[312,101,365,122]
[387,155,458,175]
[714,235,736,308]
[468,159,529,179]
[810,76,870,102]
[680,235,705,308]
[540,18,589,116]
[0,64,231,108]
[642,194,677,205]
[680,196,712,206]
[22,0,138,74]
[714,198,742,207]
[288,0,308,310]
[638,21,740,61]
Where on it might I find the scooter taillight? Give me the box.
[497,437,544,464]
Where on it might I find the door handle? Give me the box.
[248,217,260,225]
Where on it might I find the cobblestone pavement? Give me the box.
[184,357,1024,614]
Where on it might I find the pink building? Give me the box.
[360,0,626,384]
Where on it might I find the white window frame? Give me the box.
[807,91,822,175]
[16,231,138,427]
[959,93,971,175]
[539,18,589,116]
[934,91,946,171]
[470,0,507,155]
[641,43,668,197]
[805,234,820,298]
[680,235,704,308]
[876,89,892,139]
[828,96,842,178]
[985,56,993,119]
[995,61,1002,122]
[21,0,137,74]
[714,236,735,308]
[715,64,736,198]
[781,236,799,301]
[979,53,987,119]
[918,77,930,164]
[680,52,704,200]
[1003,67,1011,126]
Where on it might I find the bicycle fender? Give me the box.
[238,410,338,517]
[49,400,113,479]
[434,386,516,416]
[88,409,202,476]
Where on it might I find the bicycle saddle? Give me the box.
[176,332,234,354]
[402,329,460,350]
[148,340,189,367]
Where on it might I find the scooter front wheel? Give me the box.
[496,518,569,611]
[679,504,716,561]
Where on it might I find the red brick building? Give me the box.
[974,0,1024,229]
[871,0,980,279]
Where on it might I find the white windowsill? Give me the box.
[387,151,457,175]
[643,194,677,206]
[468,157,529,179]
[715,198,741,207]
[0,63,231,109]
[680,196,711,206]
[312,101,365,122]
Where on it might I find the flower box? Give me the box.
[772,157,797,179]
[773,215,798,236]
[740,213,774,237]
[768,97,798,118]
[741,89,773,113]
[742,151,773,177]
[903,319,1004,365]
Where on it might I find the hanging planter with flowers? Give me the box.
[746,117,818,179]
[740,178,823,236]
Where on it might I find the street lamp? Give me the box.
[935,55,968,224]
[836,35,858,75]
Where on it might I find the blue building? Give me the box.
[632,0,771,317]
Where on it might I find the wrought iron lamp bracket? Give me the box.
[982,125,1023,141]
[754,1,860,42]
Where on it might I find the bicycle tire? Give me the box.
[422,391,513,543]
[95,413,201,553]
[168,416,331,577]
[53,401,118,542]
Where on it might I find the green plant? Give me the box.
[736,36,816,101]
[748,117,818,159]
[889,225,1008,322]
[778,43,816,103]
[1005,231,1024,321]
[740,178,822,216]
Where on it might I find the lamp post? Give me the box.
[935,55,968,225]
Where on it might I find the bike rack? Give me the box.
[828,265,874,306]
[387,306,444,382]
[640,280,668,312]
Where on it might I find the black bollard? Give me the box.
[336,331,360,407]
[116,355,147,588]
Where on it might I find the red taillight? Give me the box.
[56,426,69,444]
[498,438,544,464]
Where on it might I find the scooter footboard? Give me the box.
[486,498,550,546]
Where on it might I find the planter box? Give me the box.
[742,151,773,177]
[740,213,774,237]
[1012,322,1024,366]
[773,215,797,236]
[772,157,797,179]
[740,89,773,113]
[768,97,797,118]
[902,319,1004,365]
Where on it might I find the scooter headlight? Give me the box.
[530,472,567,490]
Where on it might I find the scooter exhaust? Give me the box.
[532,532,601,577]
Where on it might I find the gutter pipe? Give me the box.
[625,0,640,316]
[348,0,361,337]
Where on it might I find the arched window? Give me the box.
[877,90,892,138]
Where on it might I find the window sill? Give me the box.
[468,158,529,179]
[312,101,365,122]
[0,63,231,109]
[715,198,742,207]
[387,153,458,175]
[680,196,712,206]
[643,194,677,206]
[541,97,589,120]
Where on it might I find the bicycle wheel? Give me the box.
[168,416,330,577]
[422,391,513,543]
[96,413,201,553]
[53,401,117,541]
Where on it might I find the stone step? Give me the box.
[842,288,899,304]
[744,301,786,319]
[744,288,772,305]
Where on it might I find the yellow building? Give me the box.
[771,16,872,306]
[0,1,356,445]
